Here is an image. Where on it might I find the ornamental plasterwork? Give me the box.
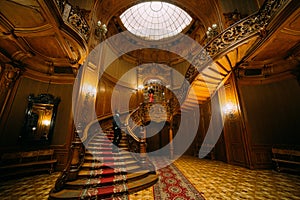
[137,63,172,87]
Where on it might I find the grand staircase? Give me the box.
[49,127,158,199]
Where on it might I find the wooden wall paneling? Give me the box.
[96,80,106,116]
[0,67,22,152]
[214,130,227,161]
[52,148,69,171]
[105,84,113,114]
[218,74,251,168]
[0,76,74,168]
[237,78,300,168]
[48,83,73,145]
[250,144,273,169]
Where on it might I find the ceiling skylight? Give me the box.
[120,1,192,40]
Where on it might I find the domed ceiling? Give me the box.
[104,0,219,65]
[120,1,192,40]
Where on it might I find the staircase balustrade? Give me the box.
[54,0,90,40]
[176,0,290,106]
[52,129,85,192]
[125,106,144,154]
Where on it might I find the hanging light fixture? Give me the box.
[95,20,108,38]
[206,23,219,39]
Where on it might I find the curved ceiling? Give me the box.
[104,0,220,65]
[0,0,88,80]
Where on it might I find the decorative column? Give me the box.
[0,64,21,120]
[169,122,174,160]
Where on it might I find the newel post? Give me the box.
[139,126,147,163]
[53,129,84,192]
[68,130,83,180]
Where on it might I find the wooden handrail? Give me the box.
[125,106,143,143]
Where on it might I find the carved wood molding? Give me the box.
[0,64,22,119]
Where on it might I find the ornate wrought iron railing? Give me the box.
[125,98,179,152]
[54,0,90,40]
[175,0,290,106]
[125,106,144,156]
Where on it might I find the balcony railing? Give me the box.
[54,0,90,40]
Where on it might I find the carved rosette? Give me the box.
[1,64,21,88]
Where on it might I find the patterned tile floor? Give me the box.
[0,156,299,199]
[173,156,300,200]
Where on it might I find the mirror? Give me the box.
[21,94,60,146]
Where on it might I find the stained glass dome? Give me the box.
[120,1,192,40]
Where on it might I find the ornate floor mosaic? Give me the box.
[0,156,299,199]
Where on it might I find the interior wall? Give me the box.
[238,77,300,168]
[218,75,251,168]
[218,0,259,16]
[146,122,169,153]
[0,76,73,148]
[96,76,142,117]
[239,78,300,145]
[191,93,226,161]
[105,58,136,88]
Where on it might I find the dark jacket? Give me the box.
[112,114,122,130]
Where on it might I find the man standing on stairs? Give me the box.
[112,110,124,151]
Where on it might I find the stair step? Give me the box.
[78,168,127,177]
[66,174,127,188]
[85,150,131,156]
[49,174,158,199]
[49,125,157,200]
[78,165,141,177]
[88,142,112,146]
[50,183,128,199]
[84,154,132,161]
[82,160,137,169]
[127,174,159,193]
[66,170,150,188]
[87,147,114,151]
[86,149,130,154]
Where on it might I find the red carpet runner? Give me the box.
[152,158,205,200]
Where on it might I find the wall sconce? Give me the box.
[206,23,219,39]
[95,20,107,38]
[83,84,96,99]
[137,85,144,90]
[42,119,51,126]
[222,102,237,119]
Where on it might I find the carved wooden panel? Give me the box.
[53,149,69,171]
[0,0,88,78]
[231,143,247,165]
[219,75,250,167]
[25,35,66,58]
[0,0,47,28]
[251,145,273,169]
